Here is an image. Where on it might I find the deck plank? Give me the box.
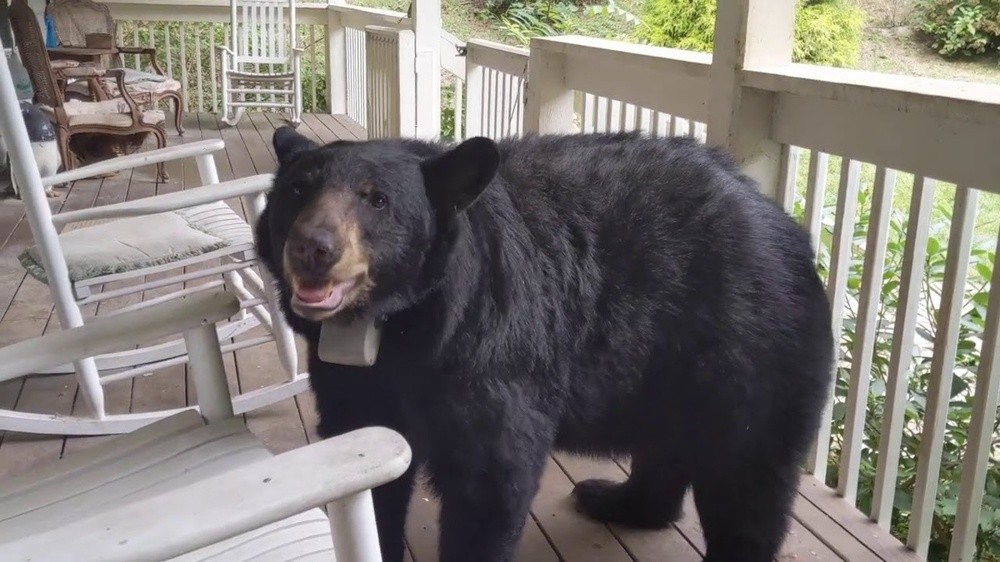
[0,114,911,562]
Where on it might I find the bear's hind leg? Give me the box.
[573,435,690,529]
[692,456,799,562]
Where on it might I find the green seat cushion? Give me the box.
[19,202,254,284]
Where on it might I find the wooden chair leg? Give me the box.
[152,127,168,182]
[56,128,73,173]
[172,94,185,136]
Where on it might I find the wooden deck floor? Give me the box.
[0,112,918,562]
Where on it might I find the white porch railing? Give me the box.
[463,39,527,139]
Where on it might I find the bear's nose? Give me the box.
[287,230,341,278]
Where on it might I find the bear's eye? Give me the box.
[369,191,388,210]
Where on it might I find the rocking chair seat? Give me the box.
[19,200,255,284]
[0,410,336,561]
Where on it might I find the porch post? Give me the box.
[706,0,795,201]
[326,0,348,115]
[412,0,441,139]
[522,40,574,135]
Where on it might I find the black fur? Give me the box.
[257,129,834,562]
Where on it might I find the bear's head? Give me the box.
[257,126,500,323]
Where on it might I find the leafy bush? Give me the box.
[484,0,641,45]
[795,0,867,66]
[636,0,715,52]
[637,0,865,67]
[915,0,1000,56]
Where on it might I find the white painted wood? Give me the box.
[765,88,1000,197]
[837,167,896,505]
[545,37,710,123]
[803,150,829,257]
[871,176,936,526]
[220,0,302,126]
[42,139,225,188]
[329,491,383,562]
[908,187,980,556]
[950,224,1000,562]
[707,0,795,200]
[0,30,308,434]
[466,39,528,78]
[0,410,206,501]
[326,6,348,115]
[195,31,205,111]
[0,37,105,418]
[808,158,861,477]
[331,4,410,30]
[365,26,417,139]
[0,426,411,562]
[0,375,310,435]
[106,0,331,26]
[185,323,236,422]
[464,59,484,138]
[777,145,800,213]
[412,0,441,139]
[453,74,464,139]
[523,39,575,134]
[53,174,274,225]
[439,30,466,78]
[0,293,240,382]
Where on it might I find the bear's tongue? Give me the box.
[294,280,354,308]
[295,285,331,304]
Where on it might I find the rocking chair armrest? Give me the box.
[42,139,226,188]
[216,45,235,55]
[0,292,240,382]
[103,68,144,119]
[52,173,275,226]
[0,426,412,562]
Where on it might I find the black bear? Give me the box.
[256,127,834,562]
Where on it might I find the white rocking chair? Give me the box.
[218,0,303,127]
[0,291,410,562]
[0,35,306,436]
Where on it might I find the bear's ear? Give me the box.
[273,126,318,166]
[420,136,499,213]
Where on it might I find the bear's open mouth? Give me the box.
[290,277,360,318]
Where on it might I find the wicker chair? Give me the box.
[48,0,186,135]
[9,0,168,181]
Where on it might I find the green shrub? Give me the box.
[915,0,1000,57]
[485,0,642,46]
[636,0,715,52]
[795,0,866,67]
[638,0,865,67]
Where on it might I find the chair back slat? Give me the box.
[8,0,62,108]
[232,0,295,65]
